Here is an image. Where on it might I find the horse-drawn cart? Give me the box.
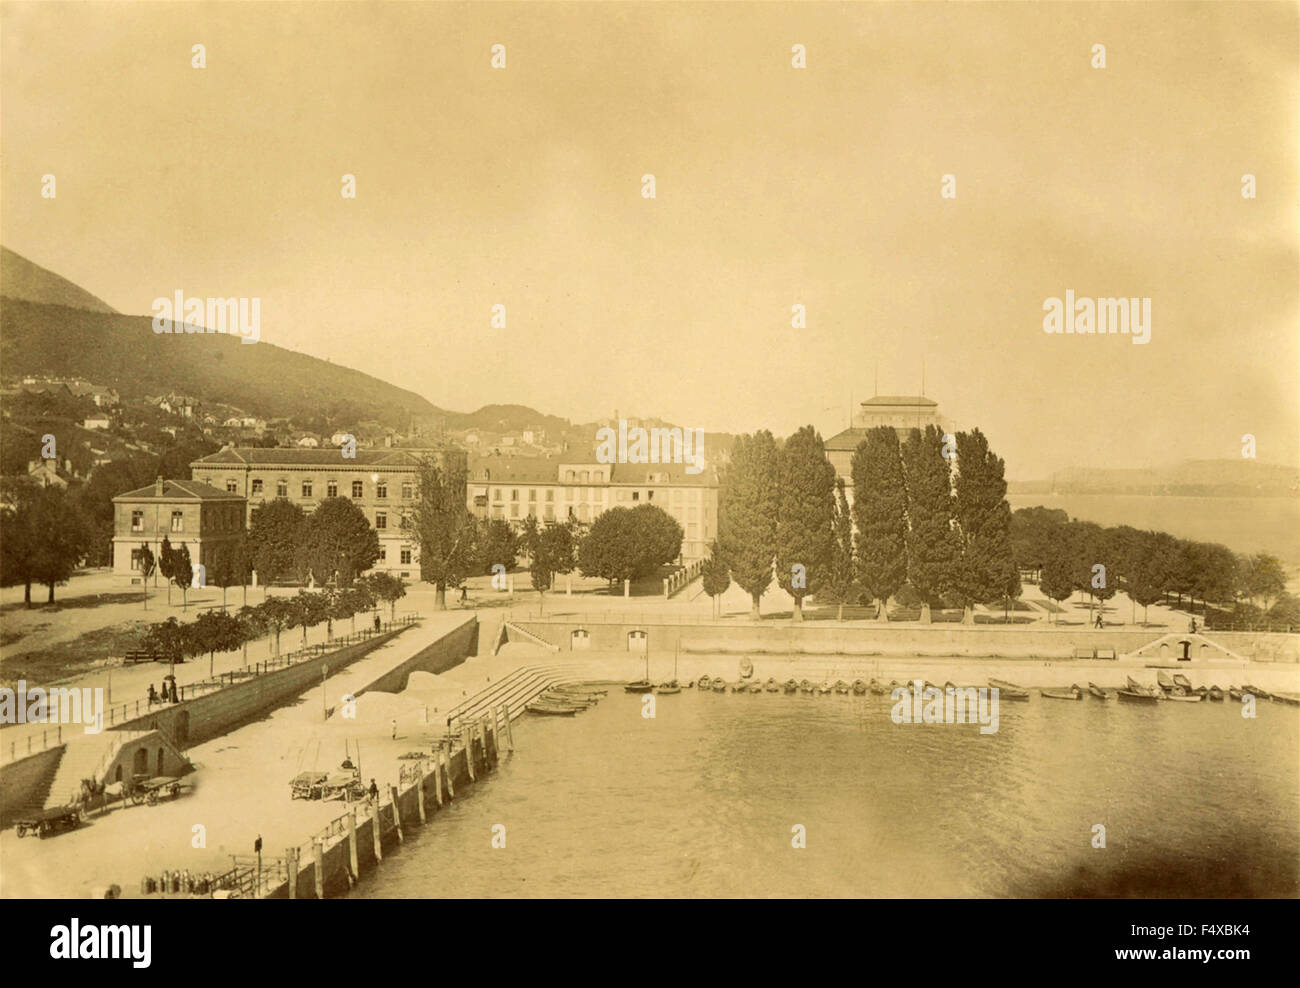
[129,775,189,806]
[13,804,82,839]
[289,771,329,800]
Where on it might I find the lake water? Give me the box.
[350,687,1300,898]
[1007,494,1300,564]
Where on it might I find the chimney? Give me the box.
[155,476,165,496]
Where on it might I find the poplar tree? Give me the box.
[851,426,908,620]
[951,429,1017,624]
[900,426,958,623]
[774,425,837,621]
[818,481,859,621]
[700,542,731,619]
[717,431,779,619]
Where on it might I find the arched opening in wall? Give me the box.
[157,748,165,775]
[628,630,647,653]
[571,629,590,650]
[1159,642,1170,659]
[132,748,148,777]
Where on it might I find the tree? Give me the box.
[525,520,579,606]
[1188,542,1238,616]
[143,617,189,676]
[1239,553,1285,615]
[1124,530,1174,625]
[773,425,837,621]
[700,542,731,619]
[405,457,475,609]
[852,427,908,620]
[716,431,780,618]
[237,603,266,663]
[475,518,518,573]
[138,544,156,610]
[21,485,94,604]
[297,497,380,588]
[1084,527,1121,626]
[289,591,330,645]
[1009,506,1070,578]
[577,505,683,587]
[247,499,307,585]
[172,543,194,610]
[337,585,375,633]
[192,608,245,677]
[361,572,406,621]
[1039,541,1076,624]
[208,540,243,606]
[158,535,176,604]
[950,429,1017,624]
[257,595,295,656]
[900,426,959,623]
[0,479,41,607]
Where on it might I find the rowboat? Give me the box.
[1206,686,1225,701]
[653,682,682,695]
[833,680,850,695]
[1040,685,1084,700]
[624,681,654,694]
[1228,687,1244,701]
[988,678,1030,700]
[783,679,799,694]
[1087,682,1114,700]
[1126,676,1161,697]
[1242,684,1272,700]
[1156,671,1176,693]
[764,678,781,693]
[1161,692,1203,703]
[712,679,728,693]
[816,681,833,694]
[541,691,592,706]
[851,679,868,695]
[697,675,712,690]
[868,679,888,695]
[1173,673,1194,693]
[747,681,765,694]
[799,679,815,694]
[527,701,579,716]
[1117,689,1161,703]
[1271,691,1300,706]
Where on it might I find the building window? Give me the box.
[566,470,575,481]
[511,489,519,502]
[170,511,184,532]
[376,512,387,530]
[376,481,387,499]
[493,488,502,502]
[632,491,640,501]
[327,481,338,498]
[302,481,313,498]
[226,479,238,493]
[529,488,537,502]
[378,548,387,561]
[401,482,413,499]
[352,481,364,498]
[544,504,554,521]
[579,471,589,482]
[510,504,520,518]
[672,489,682,504]
[400,548,412,565]
[277,480,288,498]
[131,510,144,532]
[648,490,654,500]
[251,479,263,495]
[545,489,554,502]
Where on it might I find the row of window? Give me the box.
[485,486,704,504]
[130,507,245,534]
[226,478,416,500]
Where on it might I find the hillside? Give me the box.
[0,247,117,314]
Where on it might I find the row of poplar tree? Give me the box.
[702,424,1018,621]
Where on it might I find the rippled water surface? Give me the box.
[350,687,1300,898]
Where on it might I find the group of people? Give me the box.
[147,680,179,706]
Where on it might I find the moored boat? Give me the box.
[869,679,888,695]
[527,700,581,715]
[1087,682,1114,700]
[1242,683,1272,700]
[852,679,868,695]
[834,680,850,695]
[1270,691,1300,706]
[783,678,799,694]
[1156,671,1176,693]
[624,680,654,694]
[1206,685,1225,701]
[799,679,814,694]
[1040,685,1084,700]
[1173,673,1194,693]
[1126,676,1161,697]
[1228,686,1244,701]
[540,691,591,706]
[1117,689,1161,703]
[816,681,833,694]
[654,682,682,694]
[712,679,728,692]
[1161,692,1204,702]
[764,678,781,693]
[988,678,1030,699]
[697,675,712,690]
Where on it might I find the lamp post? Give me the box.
[321,664,329,721]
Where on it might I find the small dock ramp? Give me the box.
[1125,632,1248,664]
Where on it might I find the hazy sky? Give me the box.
[2,1,1296,479]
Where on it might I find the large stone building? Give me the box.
[468,454,719,562]
[825,395,951,499]
[189,446,466,577]
[112,478,246,582]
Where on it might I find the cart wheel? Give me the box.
[147,791,158,806]
[16,825,26,838]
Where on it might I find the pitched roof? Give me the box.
[113,479,245,502]
[192,447,461,468]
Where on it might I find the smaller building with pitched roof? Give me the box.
[111,477,246,582]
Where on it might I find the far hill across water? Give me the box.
[1009,460,1299,498]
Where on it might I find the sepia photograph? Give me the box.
[0,0,1296,953]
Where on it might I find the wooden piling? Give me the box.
[389,784,404,842]
[443,748,455,798]
[371,802,383,861]
[313,840,325,899]
[346,809,359,885]
[464,726,476,781]
[415,769,427,823]
[286,847,298,899]
[478,716,489,769]
[432,752,444,806]
[503,702,515,753]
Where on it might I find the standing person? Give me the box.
[147,684,158,708]
[373,612,382,632]
[368,779,379,802]
[459,585,468,605]
[391,718,397,740]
